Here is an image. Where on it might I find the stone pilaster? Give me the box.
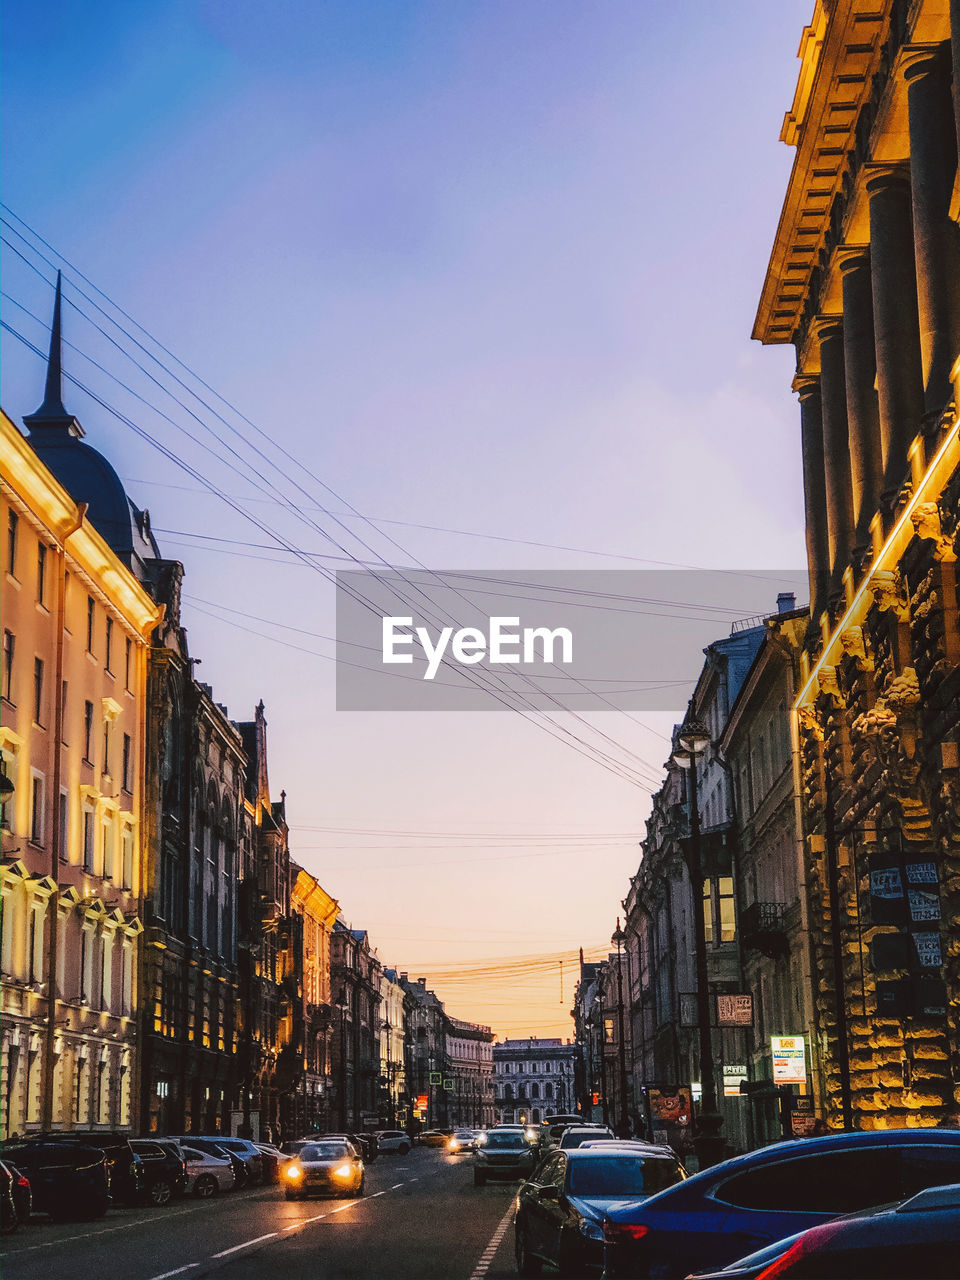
[904,44,960,415]
[817,320,855,587]
[866,165,925,499]
[796,373,831,624]
[839,248,884,552]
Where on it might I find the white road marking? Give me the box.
[148,1267,200,1280]
[8,1205,208,1255]
[391,1182,404,1189]
[211,1232,278,1258]
[470,1202,515,1280]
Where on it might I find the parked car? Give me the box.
[515,1144,687,1277]
[320,1132,378,1162]
[603,1129,960,1278]
[449,1129,479,1153]
[283,1140,364,1199]
[722,1182,960,1280]
[2,1162,32,1225]
[255,1142,286,1183]
[0,1162,20,1234]
[196,1136,263,1184]
[538,1117,597,1154]
[1,1142,109,1220]
[25,1130,142,1206]
[179,1144,236,1198]
[169,1137,247,1187]
[559,1126,616,1151]
[474,1127,538,1186]
[375,1130,412,1156]
[130,1139,186,1206]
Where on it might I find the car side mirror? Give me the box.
[538,1184,559,1200]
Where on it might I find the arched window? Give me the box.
[504,1083,513,1100]
[531,1083,539,1099]
[545,1082,553,1099]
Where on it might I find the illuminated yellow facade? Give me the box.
[756,1,960,1128]
[1,409,161,1135]
[291,865,339,1128]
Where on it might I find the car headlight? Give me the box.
[579,1220,604,1241]
[476,1133,487,1145]
[449,1139,459,1150]
[285,1165,302,1180]
[335,1165,352,1178]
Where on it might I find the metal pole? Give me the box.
[614,922,630,1137]
[823,766,854,1130]
[688,751,723,1167]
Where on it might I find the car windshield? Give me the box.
[299,1143,350,1162]
[562,1130,610,1148]
[568,1155,682,1198]
[485,1133,527,1150]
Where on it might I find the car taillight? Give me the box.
[603,1223,649,1242]
[755,1221,847,1280]
[16,1177,29,1189]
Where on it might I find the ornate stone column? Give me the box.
[838,248,883,550]
[795,373,830,624]
[865,165,925,497]
[816,320,855,587]
[904,44,960,414]
[951,1,960,159]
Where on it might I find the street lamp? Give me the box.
[612,919,631,1138]
[672,710,724,1169]
[335,987,349,1131]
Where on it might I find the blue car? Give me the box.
[602,1128,960,1278]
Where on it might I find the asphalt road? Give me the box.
[1,1148,522,1280]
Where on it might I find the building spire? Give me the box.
[24,271,83,437]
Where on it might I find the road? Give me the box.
[1,1148,521,1280]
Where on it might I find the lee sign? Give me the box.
[771,1035,807,1085]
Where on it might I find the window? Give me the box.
[59,789,68,862]
[86,596,95,652]
[36,542,47,605]
[33,657,44,725]
[718,877,736,942]
[715,1149,901,1214]
[103,813,116,881]
[2,630,13,701]
[83,701,94,762]
[122,734,132,793]
[83,807,95,871]
[105,618,114,673]
[60,680,68,742]
[122,827,134,890]
[0,756,12,829]
[7,509,18,576]
[103,720,111,776]
[30,772,44,844]
[702,878,713,943]
[124,637,132,691]
[899,1145,960,1197]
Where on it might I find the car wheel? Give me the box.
[473,1169,486,1187]
[515,1226,542,1277]
[398,1143,410,1155]
[150,1178,173,1208]
[193,1175,217,1199]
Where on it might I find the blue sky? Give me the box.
[2,1,812,1035]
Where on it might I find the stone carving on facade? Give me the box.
[911,502,957,562]
[839,625,873,671]
[869,570,910,620]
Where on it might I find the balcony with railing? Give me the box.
[740,901,789,958]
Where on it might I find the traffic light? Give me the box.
[591,1092,600,1106]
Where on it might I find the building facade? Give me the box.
[755,0,960,1128]
[445,1017,495,1128]
[1,395,160,1138]
[330,921,382,1132]
[291,865,338,1133]
[401,974,448,1129]
[378,967,411,1128]
[493,1037,577,1126]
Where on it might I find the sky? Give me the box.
[2,0,812,1039]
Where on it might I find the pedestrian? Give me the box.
[810,1118,828,1136]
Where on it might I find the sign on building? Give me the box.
[722,1064,748,1097]
[717,994,753,1026]
[771,1035,806,1085]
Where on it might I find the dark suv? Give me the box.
[130,1140,186,1206]
[1,1143,109,1220]
[29,1131,142,1206]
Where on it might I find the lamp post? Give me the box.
[612,919,631,1137]
[335,987,348,1131]
[672,712,724,1169]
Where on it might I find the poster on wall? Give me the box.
[771,1035,806,1085]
